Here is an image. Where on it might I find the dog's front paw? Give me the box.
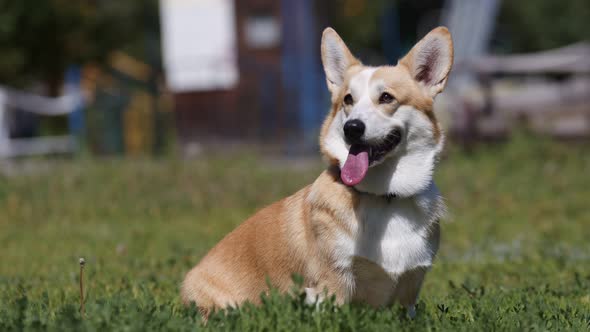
[304,287,325,305]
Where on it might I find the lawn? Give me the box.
[1,135,589,331]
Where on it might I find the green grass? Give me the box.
[1,135,589,330]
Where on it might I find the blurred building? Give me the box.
[159,0,590,155]
[160,0,328,153]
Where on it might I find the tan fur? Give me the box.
[320,28,361,96]
[371,66,442,140]
[398,27,454,97]
[182,167,440,309]
[182,167,358,307]
[320,62,443,161]
[320,27,453,161]
[181,26,453,314]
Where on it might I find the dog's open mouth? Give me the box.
[340,129,402,186]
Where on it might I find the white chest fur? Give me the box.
[355,195,440,276]
[335,182,444,278]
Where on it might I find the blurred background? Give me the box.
[0,1,589,327]
[0,0,588,159]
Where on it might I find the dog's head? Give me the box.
[319,27,453,197]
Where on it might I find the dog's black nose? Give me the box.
[343,119,365,143]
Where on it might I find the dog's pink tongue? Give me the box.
[340,145,369,186]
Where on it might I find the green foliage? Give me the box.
[496,0,590,53]
[1,136,590,330]
[0,0,159,91]
[328,0,390,57]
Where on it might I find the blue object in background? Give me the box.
[65,66,85,139]
[281,0,328,153]
[381,4,402,64]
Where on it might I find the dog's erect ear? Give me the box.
[321,28,360,94]
[399,27,454,97]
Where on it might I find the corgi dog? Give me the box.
[182,26,453,317]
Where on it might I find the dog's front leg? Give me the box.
[393,267,428,318]
[304,272,351,306]
[304,287,325,305]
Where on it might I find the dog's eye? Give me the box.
[343,94,354,105]
[379,92,395,104]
